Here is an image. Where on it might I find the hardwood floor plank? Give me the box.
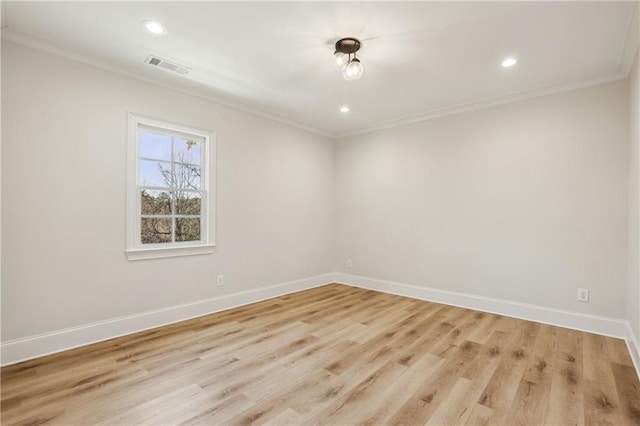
[582,332,626,426]
[222,368,335,425]
[503,324,557,425]
[386,340,482,425]
[606,338,634,366]
[177,393,255,426]
[464,403,494,426]
[260,408,304,426]
[97,383,203,425]
[346,353,446,425]
[392,314,455,367]
[1,368,151,425]
[428,332,508,425]
[304,361,408,425]
[473,320,537,425]
[543,328,585,426]
[466,313,506,344]
[610,362,640,425]
[583,378,626,426]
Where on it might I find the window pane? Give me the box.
[175,191,201,215]
[141,190,171,215]
[140,160,172,187]
[141,218,172,244]
[175,218,201,242]
[175,163,201,190]
[175,138,201,165]
[139,131,171,161]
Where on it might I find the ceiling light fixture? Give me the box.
[334,38,364,81]
[340,106,350,113]
[501,57,518,68]
[143,20,167,35]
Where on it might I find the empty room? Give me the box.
[1,1,640,425]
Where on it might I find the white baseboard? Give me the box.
[625,323,640,379]
[0,273,334,367]
[333,272,629,339]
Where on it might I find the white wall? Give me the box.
[1,41,334,341]
[629,48,640,342]
[335,81,629,318]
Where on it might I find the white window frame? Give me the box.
[126,113,216,260]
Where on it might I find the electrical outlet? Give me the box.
[347,259,353,269]
[577,288,589,302]
[217,275,224,287]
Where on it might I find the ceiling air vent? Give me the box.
[144,55,191,75]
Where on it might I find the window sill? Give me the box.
[126,244,215,261]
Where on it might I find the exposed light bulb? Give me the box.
[342,64,355,81]
[351,59,364,79]
[334,51,348,68]
[342,59,363,81]
[340,106,350,113]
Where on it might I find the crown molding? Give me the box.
[335,71,627,139]
[1,29,335,139]
[619,2,639,76]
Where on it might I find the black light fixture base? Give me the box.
[335,38,361,54]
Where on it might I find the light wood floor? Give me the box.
[1,284,639,425]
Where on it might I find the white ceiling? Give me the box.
[2,1,637,137]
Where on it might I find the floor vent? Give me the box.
[144,55,191,75]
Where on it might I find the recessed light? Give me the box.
[143,20,167,35]
[501,57,518,68]
[340,106,350,113]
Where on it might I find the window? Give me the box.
[126,113,215,260]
